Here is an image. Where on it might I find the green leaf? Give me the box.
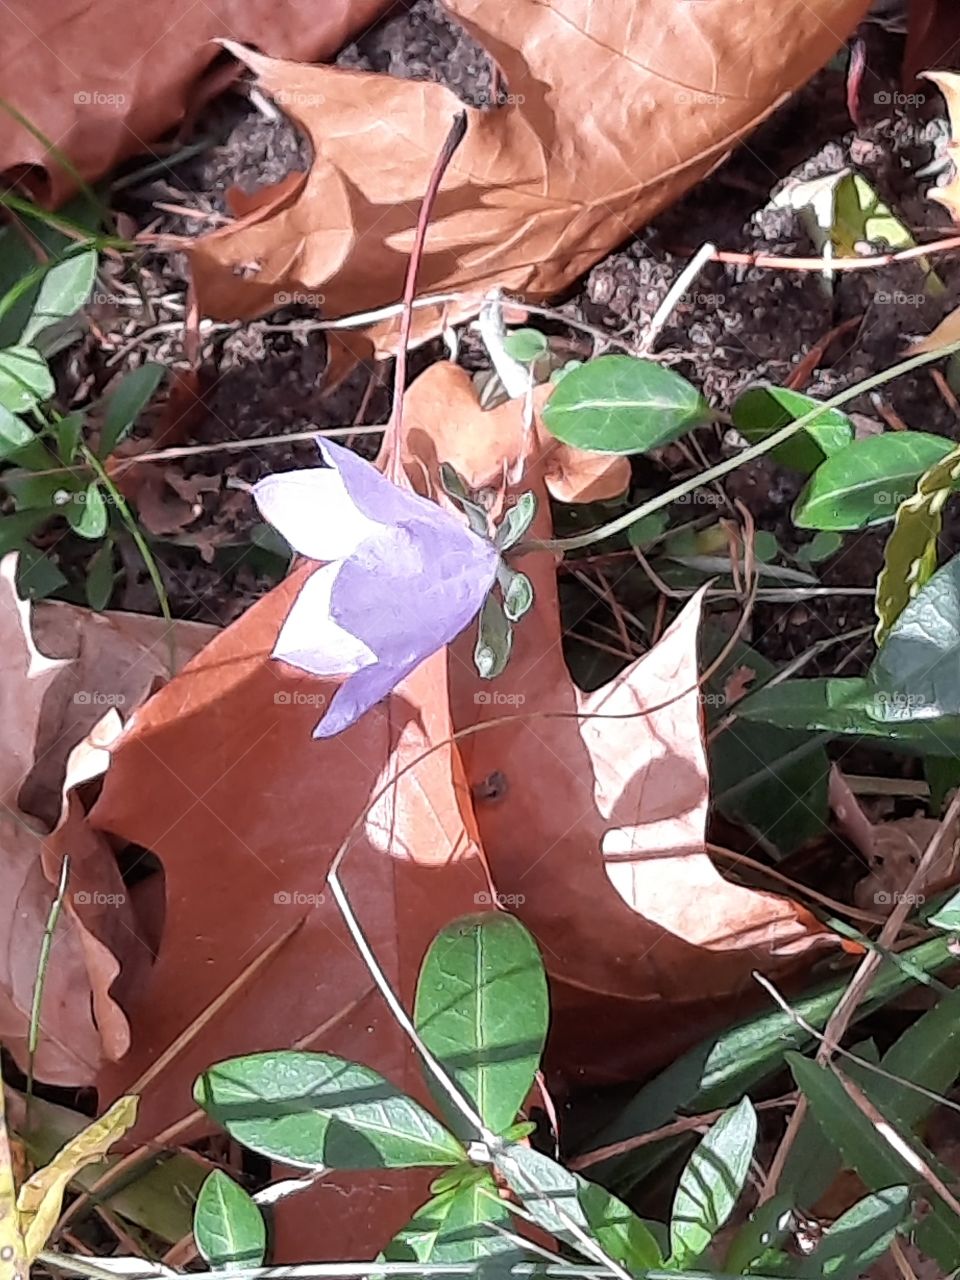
[502,571,533,623]
[541,354,711,454]
[797,1186,909,1279]
[382,1177,518,1265]
[925,755,960,814]
[875,442,960,645]
[788,1055,960,1271]
[66,483,108,539]
[793,432,955,531]
[415,913,548,1138]
[738,676,960,753]
[502,329,547,364]
[474,595,512,679]
[668,1097,756,1267]
[874,992,960,1129]
[731,386,853,474]
[99,363,165,457]
[439,463,490,539]
[0,510,48,556]
[194,1170,266,1270]
[85,538,115,610]
[15,546,67,601]
[19,250,97,348]
[626,509,669,549]
[929,890,960,932]
[794,530,843,566]
[723,1194,795,1274]
[870,554,960,721]
[493,1142,659,1266]
[580,935,954,1194]
[0,406,35,458]
[194,1051,466,1170]
[53,412,84,463]
[495,492,537,551]
[0,346,55,413]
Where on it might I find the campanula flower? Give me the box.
[253,440,501,737]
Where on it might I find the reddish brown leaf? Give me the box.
[191,0,873,354]
[0,1,392,202]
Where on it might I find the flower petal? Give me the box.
[330,518,499,671]
[318,440,454,531]
[313,659,418,739]
[252,466,383,562]
[272,562,376,677]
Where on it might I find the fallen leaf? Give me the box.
[722,665,757,707]
[190,0,873,356]
[0,554,215,1083]
[905,3,960,83]
[16,1095,137,1262]
[0,0,393,203]
[396,364,837,1084]
[90,581,497,1261]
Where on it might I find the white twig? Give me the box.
[640,242,716,354]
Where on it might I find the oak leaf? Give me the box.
[191,0,873,354]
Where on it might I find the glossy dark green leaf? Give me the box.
[793,432,955,531]
[381,1176,517,1265]
[542,355,711,454]
[194,1170,266,1269]
[99,363,165,457]
[194,1051,465,1170]
[870,554,960,721]
[67,483,108,539]
[0,346,54,413]
[722,1194,795,1274]
[668,1097,756,1267]
[578,1180,663,1271]
[19,250,97,347]
[415,913,547,1137]
[731,385,853,474]
[0,406,35,458]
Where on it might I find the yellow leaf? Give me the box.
[875,443,960,644]
[16,1095,137,1262]
[0,1087,28,1280]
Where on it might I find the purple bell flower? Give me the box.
[252,440,501,737]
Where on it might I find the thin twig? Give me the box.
[640,242,715,354]
[26,854,70,1114]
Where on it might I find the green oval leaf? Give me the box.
[67,484,108,539]
[542,354,710,454]
[194,1170,266,1270]
[0,346,55,413]
[870,554,960,721]
[85,537,115,611]
[502,329,547,364]
[382,1177,517,1264]
[793,432,955,531]
[99,363,165,457]
[0,406,38,459]
[194,1051,465,1170]
[732,385,854,474]
[20,249,97,348]
[415,912,548,1137]
[669,1096,756,1267]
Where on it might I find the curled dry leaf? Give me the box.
[0,554,214,1083]
[0,0,393,202]
[191,0,872,356]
